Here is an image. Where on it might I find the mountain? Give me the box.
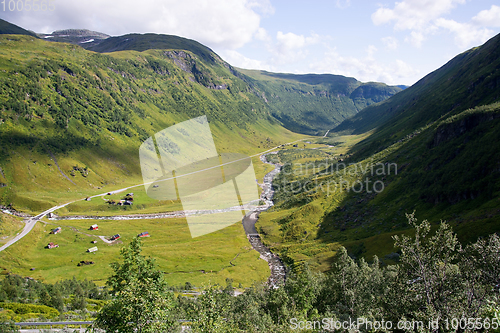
[0,33,297,212]
[0,18,38,37]
[240,69,403,135]
[86,33,218,64]
[0,18,405,212]
[333,32,500,157]
[254,33,500,269]
[37,29,110,49]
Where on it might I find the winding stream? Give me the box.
[242,152,286,288]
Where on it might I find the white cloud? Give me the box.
[309,47,419,85]
[3,0,266,49]
[371,0,499,49]
[255,27,271,42]
[276,31,319,52]
[219,50,273,71]
[270,31,321,64]
[247,0,275,15]
[381,36,398,50]
[405,31,426,48]
[435,18,494,48]
[472,5,500,27]
[372,0,465,31]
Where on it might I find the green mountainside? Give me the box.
[86,33,218,64]
[0,26,402,211]
[333,32,500,157]
[0,34,298,212]
[0,18,38,37]
[256,33,500,269]
[240,69,403,135]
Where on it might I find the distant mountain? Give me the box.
[37,29,109,48]
[0,18,37,37]
[240,70,403,135]
[333,32,500,157]
[257,33,500,267]
[0,18,403,136]
[86,33,218,64]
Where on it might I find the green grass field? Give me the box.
[0,213,270,287]
[0,128,308,287]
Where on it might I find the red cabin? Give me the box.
[47,242,59,249]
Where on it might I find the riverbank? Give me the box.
[242,152,286,288]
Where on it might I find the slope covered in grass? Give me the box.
[240,69,403,135]
[259,103,500,269]
[257,33,500,269]
[0,18,37,37]
[0,34,305,213]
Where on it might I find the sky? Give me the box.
[2,0,500,86]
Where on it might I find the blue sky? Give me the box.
[2,0,500,85]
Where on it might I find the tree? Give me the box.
[38,287,52,308]
[188,285,233,333]
[391,212,500,330]
[71,284,87,311]
[93,237,178,333]
[50,289,65,313]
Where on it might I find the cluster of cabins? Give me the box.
[106,192,134,206]
[46,223,150,256]
[46,227,62,248]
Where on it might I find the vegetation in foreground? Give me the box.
[93,214,500,332]
[3,212,497,332]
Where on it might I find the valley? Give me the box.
[0,15,499,330]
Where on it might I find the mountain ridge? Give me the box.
[333,32,500,157]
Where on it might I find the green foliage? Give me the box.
[50,289,64,313]
[0,302,59,318]
[94,237,178,332]
[70,285,87,311]
[0,315,18,333]
[187,285,234,333]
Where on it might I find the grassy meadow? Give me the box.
[0,213,270,287]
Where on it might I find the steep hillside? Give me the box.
[241,69,402,135]
[0,34,300,212]
[86,33,218,64]
[0,18,38,37]
[257,33,500,269]
[333,32,500,157]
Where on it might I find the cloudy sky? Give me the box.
[2,0,500,85]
